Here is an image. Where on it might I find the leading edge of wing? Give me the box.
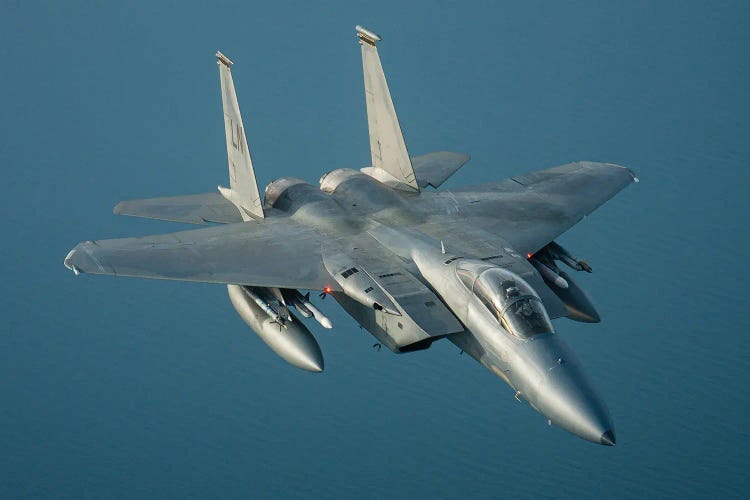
[448,161,638,254]
[64,218,341,291]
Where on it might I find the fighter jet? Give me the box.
[64,26,636,446]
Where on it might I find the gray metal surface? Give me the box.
[411,151,471,189]
[63,25,637,445]
[446,161,637,255]
[64,218,337,291]
[228,285,323,372]
[330,238,464,350]
[216,51,264,220]
[114,192,243,224]
[358,27,419,192]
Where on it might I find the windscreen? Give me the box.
[471,268,554,339]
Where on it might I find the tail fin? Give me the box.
[356,26,420,193]
[216,51,265,220]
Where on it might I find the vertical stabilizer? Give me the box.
[356,26,420,192]
[216,51,265,220]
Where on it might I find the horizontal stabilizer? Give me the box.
[114,193,244,224]
[412,151,470,189]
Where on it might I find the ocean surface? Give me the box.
[2,1,748,498]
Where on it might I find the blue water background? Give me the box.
[1,1,748,498]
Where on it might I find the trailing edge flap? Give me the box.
[114,193,244,224]
[216,51,264,221]
[357,26,419,192]
[411,151,470,189]
[64,218,339,292]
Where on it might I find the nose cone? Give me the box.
[514,334,615,445]
[534,365,615,445]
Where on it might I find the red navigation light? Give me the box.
[324,287,332,294]
[527,253,533,259]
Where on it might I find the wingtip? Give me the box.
[602,162,639,183]
[64,248,81,275]
[64,241,105,275]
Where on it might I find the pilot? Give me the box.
[518,300,535,318]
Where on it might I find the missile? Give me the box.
[298,292,333,329]
[548,241,592,273]
[578,260,593,273]
[291,297,313,318]
[530,258,569,289]
[284,290,333,329]
[559,253,584,271]
[227,285,324,372]
[281,289,311,318]
[241,286,287,327]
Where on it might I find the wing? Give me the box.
[448,161,638,254]
[114,193,243,224]
[64,217,340,291]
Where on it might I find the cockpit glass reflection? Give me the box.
[465,267,554,339]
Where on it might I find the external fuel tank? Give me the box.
[227,284,324,372]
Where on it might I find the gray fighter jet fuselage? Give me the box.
[64,26,636,446]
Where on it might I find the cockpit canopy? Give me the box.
[457,265,554,339]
